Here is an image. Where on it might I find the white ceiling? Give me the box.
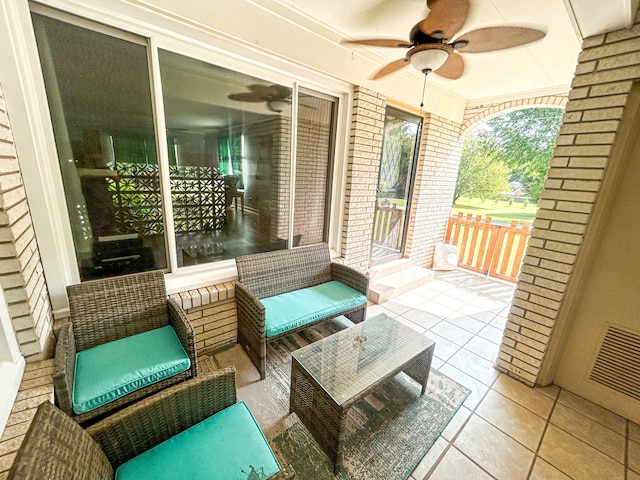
[269,0,638,104]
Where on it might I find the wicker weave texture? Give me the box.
[10,370,295,479]
[87,368,237,468]
[235,244,369,379]
[67,270,169,351]
[7,402,113,480]
[54,270,198,424]
[236,244,332,299]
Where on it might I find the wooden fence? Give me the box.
[372,202,405,249]
[445,212,532,283]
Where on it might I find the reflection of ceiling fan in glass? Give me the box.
[342,0,547,80]
[228,84,292,113]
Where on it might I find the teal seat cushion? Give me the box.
[262,280,367,338]
[73,325,190,415]
[115,401,281,480]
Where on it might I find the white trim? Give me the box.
[0,0,79,311]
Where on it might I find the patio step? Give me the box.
[368,264,434,304]
[368,258,414,280]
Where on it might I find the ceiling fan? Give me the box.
[228,84,292,113]
[342,0,546,80]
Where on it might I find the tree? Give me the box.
[467,108,563,202]
[454,138,510,203]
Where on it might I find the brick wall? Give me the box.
[405,114,462,267]
[462,94,568,135]
[341,87,386,270]
[170,281,237,355]
[496,8,640,385]
[0,84,54,362]
[294,113,332,246]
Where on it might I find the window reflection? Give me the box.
[32,14,166,280]
[158,50,292,266]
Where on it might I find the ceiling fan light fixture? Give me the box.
[267,99,289,113]
[407,44,452,74]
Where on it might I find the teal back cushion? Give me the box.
[73,325,190,414]
[115,401,281,480]
[262,280,367,337]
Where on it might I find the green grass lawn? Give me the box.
[451,197,538,224]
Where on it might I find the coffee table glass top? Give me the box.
[291,313,435,405]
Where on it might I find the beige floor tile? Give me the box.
[529,458,572,480]
[464,336,499,362]
[440,405,472,441]
[446,315,485,334]
[419,301,457,319]
[410,436,448,479]
[492,375,555,419]
[424,332,460,362]
[401,308,441,330]
[429,321,474,346]
[477,324,504,344]
[630,422,640,443]
[439,365,491,409]
[630,469,640,480]
[629,440,640,474]
[476,390,546,451]
[454,415,534,480]
[429,447,493,480]
[538,424,625,480]
[550,403,625,463]
[380,300,413,315]
[448,349,500,386]
[534,383,560,400]
[557,390,626,435]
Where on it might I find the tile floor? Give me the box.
[2,270,639,480]
[376,270,640,480]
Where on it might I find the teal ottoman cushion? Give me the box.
[262,280,367,337]
[73,325,190,414]
[115,401,281,480]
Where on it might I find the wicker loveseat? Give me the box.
[54,270,198,424]
[9,369,295,479]
[235,243,369,379]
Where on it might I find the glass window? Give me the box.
[31,13,166,281]
[293,90,337,246]
[158,50,292,266]
[31,10,340,281]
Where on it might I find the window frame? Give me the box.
[2,0,352,314]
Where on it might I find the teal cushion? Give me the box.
[262,280,366,338]
[73,325,190,415]
[115,401,281,480]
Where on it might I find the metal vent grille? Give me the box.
[589,326,640,401]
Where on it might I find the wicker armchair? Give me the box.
[53,270,198,424]
[235,243,369,379]
[8,369,295,479]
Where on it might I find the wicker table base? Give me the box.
[288,313,435,474]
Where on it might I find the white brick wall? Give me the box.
[341,87,386,271]
[495,7,640,385]
[0,84,54,362]
[405,114,462,267]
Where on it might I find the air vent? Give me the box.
[589,325,640,402]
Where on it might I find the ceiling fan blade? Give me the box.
[227,92,266,102]
[247,84,286,98]
[419,0,469,39]
[372,58,410,80]
[434,53,464,79]
[454,27,546,53]
[342,39,412,48]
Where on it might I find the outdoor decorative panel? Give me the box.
[107,163,225,235]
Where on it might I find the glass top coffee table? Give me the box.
[288,313,435,473]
